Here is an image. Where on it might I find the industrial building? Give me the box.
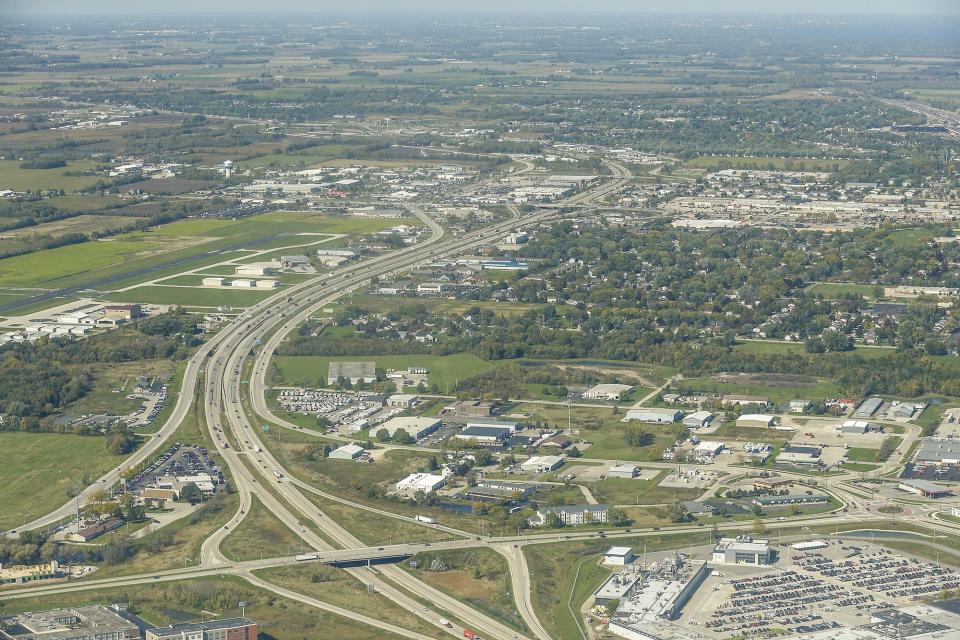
[582,383,633,400]
[520,455,564,473]
[454,425,512,444]
[608,462,640,479]
[736,414,774,428]
[624,405,683,424]
[721,394,772,408]
[386,393,420,408]
[839,419,876,434]
[443,400,493,418]
[683,410,716,429]
[693,441,725,457]
[752,494,829,507]
[0,605,139,640]
[279,255,310,268]
[202,277,227,287]
[788,399,811,413]
[476,479,534,497]
[327,361,377,385]
[379,416,441,440]
[395,473,446,494]
[328,443,365,461]
[711,536,773,565]
[898,479,952,498]
[777,445,823,465]
[528,503,609,527]
[854,397,884,418]
[603,546,636,565]
[234,264,275,277]
[594,566,644,606]
[145,618,257,640]
[0,561,64,586]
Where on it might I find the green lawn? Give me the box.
[847,447,881,462]
[272,353,493,392]
[688,155,850,170]
[105,286,278,308]
[220,496,306,561]
[0,159,103,191]
[588,471,702,506]
[806,282,878,299]
[0,432,132,531]
[677,376,842,404]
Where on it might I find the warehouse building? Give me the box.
[721,394,772,408]
[387,393,420,408]
[280,255,310,268]
[520,455,564,473]
[752,494,829,507]
[582,383,633,400]
[146,618,257,640]
[608,462,640,479]
[683,410,716,429]
[711,536,773,565]
[603,546,636,566]
[593,566,644,606]
[476,479,535,497]
[0,605,139,640]
[379,416,441,440]
[839,419,876,434]
[328,443,365,461]
[395,473,446,494]
[624,405,683,424]
[202,277,227,287]
[235,264,275,277]
[854,397,884,418]
[898,479,953,498]
[327,361,376,385]
[737,414,774,428]
[454,425,512,444]
[777,445,822,465]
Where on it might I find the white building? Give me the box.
[235,264,276,277]
[328,444,365,461]
[603,546,636,566]
[608,463,640,479]
[395,473,446,494]
[255,279,278,289]
[231,279,255,288]
[737,414,774,428]
[387,394,420,408]
[202,277,227,287]
[520,455,564,473]
[694,441,725,457]
[683,410,716,429]
[624,405,683,423]
[712,536,772,565]
[582,383,633,400]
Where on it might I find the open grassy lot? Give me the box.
[254,564,446,639]
[402,548,529,634]
[806,282,878,299]
[220,496,305,561]
[272,353,493,392]
[0,576,414,640]
[0,432,132,531]
[0,159,103,191]
[733,339,894,359]
[846,447,881,462]
[676,375,841,404]
[104,285,278,308]
[588,471,703,506]
[326,294,560,317]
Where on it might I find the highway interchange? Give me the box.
[7,160,960,640]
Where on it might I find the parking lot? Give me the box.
[123,443,224,494]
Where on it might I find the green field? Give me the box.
[0,159,103,191]
[0,432,131,530]
[807,282,879,299]
[272,353,493,392]
[105,285,278,308]
[220,496,306,561]
[846,447,881,462]
[677,375,841,404]
[688,155,851,170]
[733,340,895,359]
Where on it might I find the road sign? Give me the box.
[262,425,270,432]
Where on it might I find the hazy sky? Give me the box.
[2,0,959,16]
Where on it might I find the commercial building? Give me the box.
[777,445,822,465]
[608,463,640,479]
[683,411,716,429]
[693,441,725,457]
[792,540,830,552]
[230,279,255,288]
[528,503,609,527]
[624,405,683,424]
[0,605,139,640]
[915,439,960,464]
[603,546,636,566]
[681,501,715,517]
[0,561,64,586]
[327,361,376,385]
[395,473,446,494]
[465,480,534,500]
[444,400,493,418]
[279,255,310,268]
[255,279,278,289]
[234,264,275,277]
[202,277,227,287]
[328,443,365,461]
[145,618,257,640]
[386,393,420,408]
[898,479,952,498]
[466,419,518,432]
[582,383,633,400]
[594,566,644,606]
[476,479,534,497]
[752,494,829,507]
[520,455,564,473]
[379,416,441,440]
[789,399,811,413]
[721,394,772,408]
[67,518,125,542]
[736,414,774,428]
[455,425,512,444]
[854,397,884,418]
[712,536,773,565]
[839,419,875,434]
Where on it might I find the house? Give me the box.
[520,455,564,473]
[607,463,639,479]
[328,444,366,461]
[624,405,683,423]
[528,504,609,527]
[582,383,633,400]
[683,411,716,429]
[736,414,774,428]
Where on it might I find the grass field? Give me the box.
[254,564,446,639]
[0,576,414,640]
[402,548,529,634]
[588,471,702,506]
[846,447,881,462]
[687,155,850,170]
[220,496,306,561]
[272,353,493,392]
[0,159,103,191]
[105,285,278,308]
[677,375,841,404]
[0,432,132,531]
[807,282,879,299]
[733,339,895,359]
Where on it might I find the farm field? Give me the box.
[687,155,851,170]
[272,353,493,392]
[0,159,103,191]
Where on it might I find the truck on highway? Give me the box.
[295,553,317,562]
[415,515,435,524]
[221,442,229,449]
[253,445,262,453]
[273,470,283,479]
[438,618,452,628]
[463,630,477,639]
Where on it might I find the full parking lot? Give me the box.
[123,443,224,494]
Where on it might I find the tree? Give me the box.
[668,501,690,523]
[752,518,767,535]
[179,482,201,504]
[545,511,564,528]
[376,428,391,442]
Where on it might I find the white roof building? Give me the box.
[395,473,446,494]
[520,455,564,473]
[624,406,683,423]
[328,444,365,460]
[379,416,441,440]
[582,383,633,400]
[603,546,636,565]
